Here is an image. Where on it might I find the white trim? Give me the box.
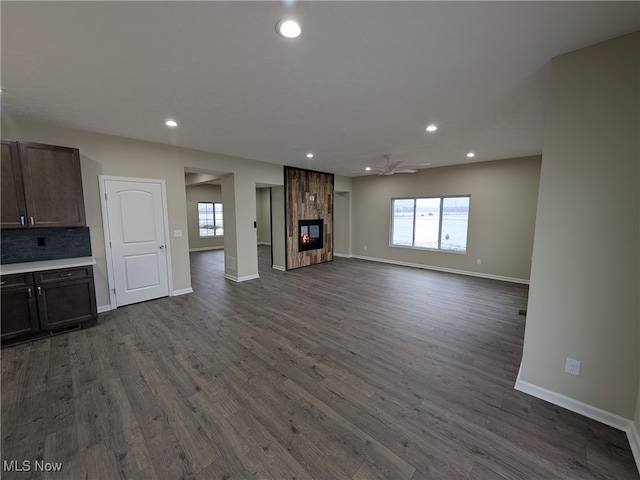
[258,242,271,246]
[189,246,224,252]
[352,254,529,285]
[334,253,353,258]
[97,304,112,314]
[629,422,640,473]
[224,273,260,282]
[514,376,631,431]
[515,372,640,474]
[98,176,117,311]
[172,288,194,296]
[272,265,286,271]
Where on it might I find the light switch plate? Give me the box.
[174,229,182,237]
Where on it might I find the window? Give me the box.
[198,202,223,237]
[391,196,469,252]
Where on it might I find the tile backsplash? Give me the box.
[1,227,92,264]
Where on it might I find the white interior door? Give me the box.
[102,178,170,307]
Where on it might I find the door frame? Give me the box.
[99,175,174,310]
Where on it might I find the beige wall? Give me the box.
[519,32,639,419]
[256,187,271,245]
[351,156,541,282]
[185,183,224,251]
[334,192,351,255]
[334,175,353,256]
[0,119,284,308]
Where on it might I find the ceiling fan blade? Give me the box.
[392,168,418,174]
[401,163,431,169]
[388,160,402,170]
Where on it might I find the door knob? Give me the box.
[159,245,165,249]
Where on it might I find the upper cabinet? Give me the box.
[1,141,86,229]
[1,141,26,228]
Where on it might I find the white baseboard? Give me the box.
[172,288,194,296]
[97,304,113,313]
[352,254,529,285]
[272,265,286,271]
[515,372,640,474]
[629,423,640,474]
[189,246,224,252]
[224,273,260,282]
[334,252,353,258]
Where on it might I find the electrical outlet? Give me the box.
[565,357,581,376]
[476,259,481,265]
[364,245,367,251]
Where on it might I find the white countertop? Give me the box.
[1,257,96,275]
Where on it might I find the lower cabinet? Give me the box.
[0,273,39,340]
[1,266,97,343]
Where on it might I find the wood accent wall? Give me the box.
[284,166,333,270]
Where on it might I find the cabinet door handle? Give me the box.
[30,216,35,226]
[59,273,73,277]
[0,281,5,286]
[37,286,42,296]
[20,215,25,226]
[28,287,32,298]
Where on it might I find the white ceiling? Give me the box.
[1,1,638,177]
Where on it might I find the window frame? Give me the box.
[390,195,470,253]
[197,201,224,238]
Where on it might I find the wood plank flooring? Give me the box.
[2,246,638,479]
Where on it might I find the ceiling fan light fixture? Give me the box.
[276,19,301,39]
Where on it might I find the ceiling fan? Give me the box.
[367,155,428,175]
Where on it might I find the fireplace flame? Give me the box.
[301,233,311,244]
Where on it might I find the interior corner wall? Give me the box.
[284,166,334,269]
[519,32,640,420]
[186,183,224,251]
[334,192,351,256]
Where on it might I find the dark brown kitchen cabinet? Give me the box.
[0,273,40,341]
[35,266,97,330]
[1,140,26,229]
[0,141,86,229]
[1,266,97,344]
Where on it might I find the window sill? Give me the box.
[389,244,467,255]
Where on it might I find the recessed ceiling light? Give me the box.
[306,153,314,159]
[365,167,372,171]
[165,120,178,127]
[276,19,301,39]
[426,125,437,132]
[466,152,475,158]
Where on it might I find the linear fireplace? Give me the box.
[299,219,324,252]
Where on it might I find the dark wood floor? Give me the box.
[2,246,638,479]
